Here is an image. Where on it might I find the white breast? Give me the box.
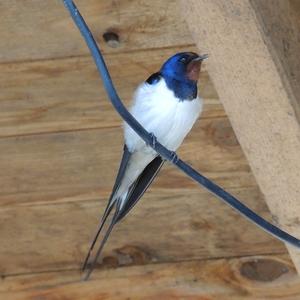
[124,78,202,153]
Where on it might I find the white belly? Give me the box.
[124,78,202,153]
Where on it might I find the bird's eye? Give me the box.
[179,57,187,63]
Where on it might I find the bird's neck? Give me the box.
[162,75,198,101]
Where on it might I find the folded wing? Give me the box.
[82,145,164,280]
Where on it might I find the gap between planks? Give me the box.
[1,253,299,300]
[0,113,225,141]
[1,252,287,280]
[0,185,258,210]
[0,45,222,138]
[0,44,196,67]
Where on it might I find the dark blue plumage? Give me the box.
[160,52,200,100]
[146,72,161,85]
[146,52,207,101]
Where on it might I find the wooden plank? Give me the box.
[0,47,221,138]
[1,254,298,299]
[0,117,256,206]
[181,0,300,272]
[0,0,192,63]
[0,187,285,275]
[251,0,300,122]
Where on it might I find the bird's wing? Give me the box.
[82,145,164,280]
[81,145,132,274]
[115,155,164,222]
[104,144,133,215]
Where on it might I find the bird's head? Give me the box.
[160,52,208,83]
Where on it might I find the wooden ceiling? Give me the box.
[1,1,299,299]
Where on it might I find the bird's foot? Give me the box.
[170,151,179,163]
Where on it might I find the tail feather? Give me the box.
[81,202,114,273]
[81,146,133,279]
[82,146,163,280]
[82,204,116,281]
[82,199,122,281]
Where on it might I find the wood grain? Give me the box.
[0,187,284,275]
[0,1,295,296]
[0,0,192,63]
[251,0,300,122]
[1,255,298,299]
[181,0,300,272]
[0,47,221,138]
[0,117,255,206]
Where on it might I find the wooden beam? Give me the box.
[0,0,193,63]
[0,46,220,138]
[251,0,300,122]
[1,254,299,299]
[181,0,300,271]
[1,187,281,275]
[0,118,256,207]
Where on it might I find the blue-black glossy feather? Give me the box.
[160,52,199,100]
[115,155,164,222]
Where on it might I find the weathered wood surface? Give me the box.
[181,0,300,272]
[0,1,295,296]
[1,255,298,300]
[0,117,256,207]
[0,0,192,63]
[251,0,300,122]
[0,47,221,138]
[0,187,285,275]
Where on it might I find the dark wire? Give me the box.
[63,0,300,248]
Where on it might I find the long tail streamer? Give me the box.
[63,0,300,268]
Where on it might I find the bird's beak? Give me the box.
[192,54,209,61]
[187,54,208,81]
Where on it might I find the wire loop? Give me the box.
[148,133,157,149]
[170,151,179,164]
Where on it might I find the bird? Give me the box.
[82,52,208,280]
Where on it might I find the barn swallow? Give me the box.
[82,52,208,280]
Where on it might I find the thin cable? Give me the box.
[63,0,300,248]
